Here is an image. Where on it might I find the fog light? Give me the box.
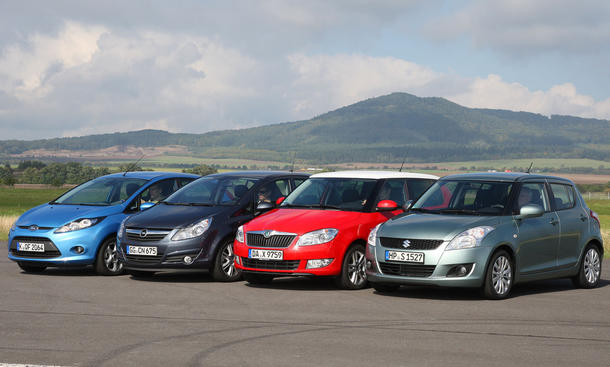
[366,260,372,269]
[306,258,333,269]
[183,256,194,265]
[446,263,474,277]
[71,246,85,254]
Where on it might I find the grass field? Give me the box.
[0,187,608,257]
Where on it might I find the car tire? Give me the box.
[572,244,602,289]
[334,244,368,290]
[17,262,47,273]
[95,237,124,276]
[481,250,513,300]
[371,282,400,293]
[211,240,242,282]
[243,273,274,285]
[127,270,156,278]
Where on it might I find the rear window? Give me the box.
[550,183,576,211]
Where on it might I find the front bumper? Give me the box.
[233,239,343,277]
[116,231,215,271]
[366,243,493,288]
[7,226,109,266]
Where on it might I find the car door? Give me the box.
[514,182,560,274]
[549,182,587,269]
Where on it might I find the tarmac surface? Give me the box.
[1,240,609,367]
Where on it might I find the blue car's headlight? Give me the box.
[10,222,17,232]
[55,217,105,233]
[445,226,494,250]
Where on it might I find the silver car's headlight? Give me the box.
[171,218,212,241]
[367,223,382,247]
[445,226,494,251]
[235,225,244,243]
[55,217,104,233]
[296,228,338,246]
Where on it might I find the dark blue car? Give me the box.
[8,171,198,275]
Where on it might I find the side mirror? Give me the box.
[276,197,285,205]
[256,202,274,212]
[403,200,414,211]
[140,202,155,211]
[376,200,399,211]
[515,204,544,220]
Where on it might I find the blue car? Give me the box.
[7,171,198,275]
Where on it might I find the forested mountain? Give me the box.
[1,93,609,163]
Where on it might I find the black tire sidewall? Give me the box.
[212,240,241,282]
[336,244,367,290]
[482,250,513,300]
[95,237,123,276]
[575,245,602,289]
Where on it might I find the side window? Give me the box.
[293,178,306,189]
[514,183,550,213]
[406,179,436,200]
[550,183,575,211]
[377,179,408,206]
[257,179,290,204]
[141,179,175,204]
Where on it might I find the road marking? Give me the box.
[1,364,70,367]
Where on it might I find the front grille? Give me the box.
[10,237,61,258]
[242,258,300,270]
[125,228,171,242]
[246,233,296,248]
[380,237,444,250]
[379,262,436,277]
[18,225,54,231]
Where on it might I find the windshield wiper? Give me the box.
[438,209,480,215]
[409,208,435,213]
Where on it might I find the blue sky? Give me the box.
[0,0,608,140]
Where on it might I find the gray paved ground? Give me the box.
[1,241,609,367]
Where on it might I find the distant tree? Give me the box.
[117,163,149,172]
[182,164,217,176]
[17,160,46,170]
[0,163,15,186]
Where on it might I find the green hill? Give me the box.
[1,93,609,164]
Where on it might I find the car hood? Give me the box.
[125,203,230,229]
[380,213,502,241]
[245,208,365,234]
[16,203,122,228]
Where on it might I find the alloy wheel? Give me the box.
[347,249,367,287]
[104,241,122,273]
[221,243,236,277]
[491,255,512,296]
[584,248,601,284]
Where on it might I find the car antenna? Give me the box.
[123,154,145,176]
[289,152,296,173]
[399,150,408,172]
[526,162,534,174]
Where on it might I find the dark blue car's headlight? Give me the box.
[55,217,105,233]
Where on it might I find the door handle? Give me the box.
[549,218,558,225]
[579,214,587,222]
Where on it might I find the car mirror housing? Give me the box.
[140,202,155,211]
[276,196,285,205]
[516,204,544,219]
[256,202,274,212]
[376,200,399,211]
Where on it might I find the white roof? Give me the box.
[310,170,439,180]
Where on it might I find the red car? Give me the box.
[234,171,438,289]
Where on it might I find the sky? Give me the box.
[0,0,609,140]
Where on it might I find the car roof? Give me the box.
[310,170,439,180]
[441,172,574,184]
[103,171,199,180]
[205,170,310,179]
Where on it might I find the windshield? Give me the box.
[52,177,148,206]
[412,180,514,215]
[165,176,259,205]
[281,178,377,211]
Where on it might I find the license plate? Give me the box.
[127,245,158,256]
[249,249,283,260]
[385,250,424,263]
[17,242,45,252]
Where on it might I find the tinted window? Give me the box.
[413,180,513,215]
[514,183,550,213]
[257,179,291,204]
[166,176,259,205]
[550,183,575,210]
[377,179,435,206]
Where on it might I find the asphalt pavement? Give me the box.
[1,240,609,367]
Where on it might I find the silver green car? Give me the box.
[365,173,604,299]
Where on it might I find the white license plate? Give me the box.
[127,245,158,256]
[385,250,424,263]
[249,249,283,260]
[17,242,45,252]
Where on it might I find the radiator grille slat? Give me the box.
[379,263,436,277]
[242,258,300,270]
[246,233,295,248]
[379,237,443,250]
